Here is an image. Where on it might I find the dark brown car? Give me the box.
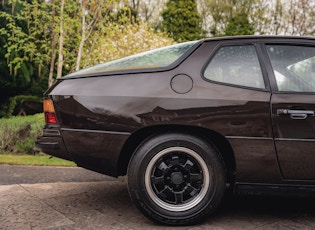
[36,36,315,225]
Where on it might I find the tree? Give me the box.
[224,12,254,36]
[161,0,203,42]
[0,0,50,116]
[56,0,64,79]
[75,0,115,71]
[199,0,268,36]
[0,0,82,116]
[82,21,174,68]
[199,0,230,37]
[0,0,50,77]
[269,0,315,35]
[48,0,57,87]
[199,0,315,36]
[129,0,167,24]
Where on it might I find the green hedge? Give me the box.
[0,95,42,118]
[0,114,45,155]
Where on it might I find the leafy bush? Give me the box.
[11,95,42,116]
[0,114,44,155]
[0,95,43,118]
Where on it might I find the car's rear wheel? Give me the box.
[127,133,226,225]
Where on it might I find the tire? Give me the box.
[127,132,226,225]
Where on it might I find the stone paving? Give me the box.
[1,179,315,229]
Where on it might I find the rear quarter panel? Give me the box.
[49,41,280,182]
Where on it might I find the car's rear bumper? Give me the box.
[60,128,130,177]
[35,140,60,149]
[35,135,73,161]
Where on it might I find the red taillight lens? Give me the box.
[43,99,58,124]
[45,112,58,124]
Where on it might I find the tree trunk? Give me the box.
[48,1,56,87]
[56,0,64,79]
[75,1,86,71]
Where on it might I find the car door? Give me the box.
[266,43,315,180]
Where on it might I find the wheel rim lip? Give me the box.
[145,146,210,212]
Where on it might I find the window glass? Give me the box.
[204,45,265,89]
[266,45,315,92]
[67,41,198,77]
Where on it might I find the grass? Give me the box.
[0,154,76,167]
[0,114,45,154]
[0,114,76,167]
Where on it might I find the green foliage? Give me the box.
[0,0,50,76]
[161,0,203,42]
[0,114,44,155]
[107,5,139,24]
[0,0,50,118]
[202,0,267,37]
[224,13,254,36]
[0,95,42,118]
[83,21,173,67]
[61,0,81,72]
[11,95,42,116]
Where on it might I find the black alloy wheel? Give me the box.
[127,133,226,225]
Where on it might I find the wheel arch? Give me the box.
[117,125,236,184]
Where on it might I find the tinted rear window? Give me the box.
[67,41,198,77]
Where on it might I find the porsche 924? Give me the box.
[36,36,315,225]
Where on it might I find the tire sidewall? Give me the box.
[127,133,226,225]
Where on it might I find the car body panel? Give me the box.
[36,36,315,191]
[61,129,129,176]
[50,74,276,180]
[272,93,315,180]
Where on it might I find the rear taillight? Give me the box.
[43,99,58,124]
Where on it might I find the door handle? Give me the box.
[277,109,314,119]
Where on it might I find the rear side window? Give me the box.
[266,45,315,92]
[204,45,265,89]
[67,41,198,77]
